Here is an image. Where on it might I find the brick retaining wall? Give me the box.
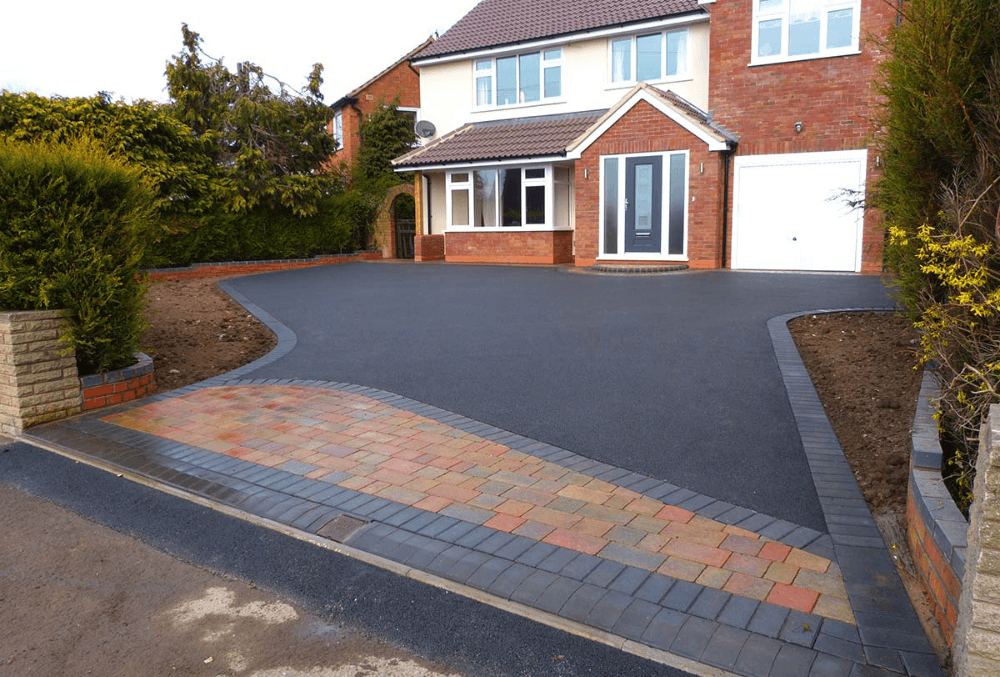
[81,352,155,410]
[907,370,968,646]
[0,310,82,437]
[147,252,382,281]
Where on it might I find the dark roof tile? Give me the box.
[417,0,704,60]
[394,110,605,167]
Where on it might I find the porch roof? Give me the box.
[392,110,606,170]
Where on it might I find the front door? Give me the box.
[625,156,662,253]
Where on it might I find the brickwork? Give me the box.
[81,352,155,411]
[446,230,574,265]
[574,101,726,268]
[954,406,1000,676]
[707,0,896,274]
[415,234,445,261]
[906,371,968,647]
[372,184,417,258]
[0,310,81,437]
[146,252,383,282]
[329,58,422,168]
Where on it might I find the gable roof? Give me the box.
[393,110,606,169]
[567,83,738,155]
[331,36,435,110]
[416,0,704,61]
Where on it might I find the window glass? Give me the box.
[544,65,561,98]
[476,75,492,105]
[525,168,545,180]
[603,158,618,254]
[526,185,546,225]
[451,189,469,226]
[759,0,783,10]
[758,19,783,57]
[544,48,562,61]
[452,173,469,183]
[500,169,522,227]
[475,60,491,71]
[496,56,517,106]
[826,8,853,49]
[788,0,821,56]
[666,30,687,76]
[636,34,661,81]
[474,170,498,227]
[333,111,343,145]
[519,52,540,103]
[612,39,631,82]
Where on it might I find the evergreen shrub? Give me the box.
[0,138,153,374]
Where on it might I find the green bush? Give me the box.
[0,137,154,374]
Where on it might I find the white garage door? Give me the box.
[732,150,868,272]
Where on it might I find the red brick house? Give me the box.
[393,0,894,273]
[328,36,435,168]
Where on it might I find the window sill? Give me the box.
[472,98,566,114]
[749,49,861,67]
[447,226,572,233]
[606,75,693,92]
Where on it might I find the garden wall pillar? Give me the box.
[0,310,82,437]
[954,404,1000,676]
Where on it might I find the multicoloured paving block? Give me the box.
[106,384,854,624]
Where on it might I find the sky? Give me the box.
[1,0,478,104]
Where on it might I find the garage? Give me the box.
[731,150,868,272]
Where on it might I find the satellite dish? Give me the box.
[414,120,436,139]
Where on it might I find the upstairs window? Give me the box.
[475,48,562,108]
[753,0,859,64]
[610,29,689,85]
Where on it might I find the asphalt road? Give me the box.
[1,440,696,677]
[226,264,891,533]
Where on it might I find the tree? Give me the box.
[355,101,417,185]
[164,24,338,216]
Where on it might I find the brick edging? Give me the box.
[81,352,155,411]
[145,251,383,281]
[906,370,967,645]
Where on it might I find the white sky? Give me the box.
[1,0,478,103]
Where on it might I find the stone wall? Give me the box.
[0,310,82,437]
[954,404,1000,676]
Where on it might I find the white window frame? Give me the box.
[608,28,690,87]
[332,110,343,147]
[446,164,568,231]
[750,0,861,65]
[598,151,690,261]
[473,48,564,110]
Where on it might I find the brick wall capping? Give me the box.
[80,352,153,389]
[907,369,968,645]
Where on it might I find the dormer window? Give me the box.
[610,29,689,85]
[475,48,563,108]
[752,0,860,64]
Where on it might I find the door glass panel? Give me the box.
[604,158,618,254]
[474,170,497,227]
[634,164,653,232]
[500,169,522,226]
[668,154,686,255]
[827,8,853,48]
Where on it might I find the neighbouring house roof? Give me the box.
[415,0,704,61]
[330,36,435,111]
[392,110,606,169]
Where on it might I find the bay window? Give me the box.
[753,0,860,63]
[610,29,689,85]
[448,165,569,229]
[475,48,562,108]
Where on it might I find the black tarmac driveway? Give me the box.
[225,264,891,533]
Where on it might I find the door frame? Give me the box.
[598,150,689,261]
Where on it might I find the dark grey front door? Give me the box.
[625,156,663,253]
